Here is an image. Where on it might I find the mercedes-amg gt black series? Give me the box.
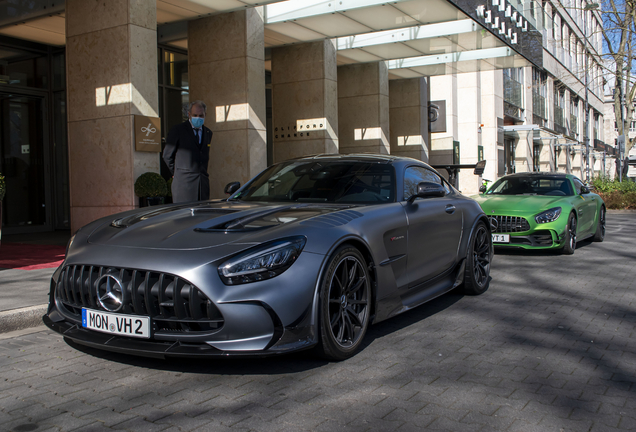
[44,154,492,360]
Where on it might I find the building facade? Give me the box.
[0,0,604,235]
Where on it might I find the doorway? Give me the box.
[0,93,51,233]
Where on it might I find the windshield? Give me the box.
[486,176,574,196]
[234,161,396,204]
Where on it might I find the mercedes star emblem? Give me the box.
[95,273,125,312]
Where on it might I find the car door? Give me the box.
[573,178,597,235]
[402,166,463,288]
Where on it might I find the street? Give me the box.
[1,212,635,432]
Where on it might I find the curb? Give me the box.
[0,305,48,334]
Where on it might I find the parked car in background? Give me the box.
[474,172,605,254]
[44,154,492,360]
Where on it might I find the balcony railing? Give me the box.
[533,93,547,119]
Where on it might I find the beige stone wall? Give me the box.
[271,40,338,162]
[337,62,389,155]
[188,9,267,198]
[66,0,159,233]
[389,78,429,162]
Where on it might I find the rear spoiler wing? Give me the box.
[431,160,486,188]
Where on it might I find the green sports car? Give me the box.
[473,172,606,254]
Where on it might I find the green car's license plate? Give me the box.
[492,234,510,243]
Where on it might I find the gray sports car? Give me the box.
[44,154,492,360]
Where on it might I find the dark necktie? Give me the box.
[195,128,202,144]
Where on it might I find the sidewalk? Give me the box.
[0,230,70,333]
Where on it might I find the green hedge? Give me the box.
[134,172,168,198]
[591,176,636,209]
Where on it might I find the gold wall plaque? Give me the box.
[135,115,161,152]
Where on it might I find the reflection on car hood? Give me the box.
[88,201,358,250]
[474,195,567,215]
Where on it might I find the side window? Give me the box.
[404,166,443,201]
[573,178,583,194]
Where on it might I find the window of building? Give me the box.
[554,85,566,134]
[532,68,548,123]
[504,68,524,120]
[570,95,579,137]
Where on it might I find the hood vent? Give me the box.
[299,210,363,228]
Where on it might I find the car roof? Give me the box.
[501,172,570,179]
[287,153,416,164]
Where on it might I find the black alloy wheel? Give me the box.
[592,206,606,242]
[462,221,492,295]
[317,246,370,360]
[561,213,577,255]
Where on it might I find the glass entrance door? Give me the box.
[0,93,51,233]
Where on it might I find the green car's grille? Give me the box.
[488,215,530,233]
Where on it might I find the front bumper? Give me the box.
[44,248,326,358]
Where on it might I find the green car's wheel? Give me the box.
[592,206,606,242]
[317,246,371,361]
[462,221,492,295]
[561,213,577,255]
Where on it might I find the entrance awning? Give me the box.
[502,125,580,148]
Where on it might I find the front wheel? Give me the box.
[316,246,371,361]
[462,221,492,295]
[561,213,577,255]
[592,206,606,242]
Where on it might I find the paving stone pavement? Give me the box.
[1,211,635,432]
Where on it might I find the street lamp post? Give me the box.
[583,2,599,183]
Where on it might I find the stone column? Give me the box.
[475,70,504,191]
[188,9,267,198]
[337,62,389,154]
[389,78,429,162]
[271,40,338,162]
[66,0,159,233]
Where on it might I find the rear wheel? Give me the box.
[592,206,606,242]
[462,221,492,295]
[561,213,577,255]
[316,246,371,361]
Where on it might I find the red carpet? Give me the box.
[0,243,66,270]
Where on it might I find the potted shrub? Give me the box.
[134,172,168,207]
[0,172,4,246]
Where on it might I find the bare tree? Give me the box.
[602,0,636,153]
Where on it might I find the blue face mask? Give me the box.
[191,117,204,128]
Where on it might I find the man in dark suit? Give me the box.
[163,100,213,203]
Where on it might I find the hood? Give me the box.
[473,195,566,216]
[87,201,355,250]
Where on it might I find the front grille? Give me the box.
[55,265,224,334]
[488,215,530,233]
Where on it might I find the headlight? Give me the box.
[218,236,306,285]
[535,207,562,224]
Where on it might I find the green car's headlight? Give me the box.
[218,236,306,285]
[535,207,562,224]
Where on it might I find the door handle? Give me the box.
[445,205,456,214]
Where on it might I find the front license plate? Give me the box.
[82,308,150,339]
[492,234,510,243]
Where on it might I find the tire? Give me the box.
[561,213,577,255]
[592,206,606,242]
[316,246,371,361]
[462,221,492,295]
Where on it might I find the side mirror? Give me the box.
[580,185,590,195]
[408,182,446,203]
[479,184,487,194]
[224,181,241,195]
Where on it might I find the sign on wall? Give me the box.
[134,115,161,152]
[429,101,446,133]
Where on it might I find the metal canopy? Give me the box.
[0,0,537,78]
